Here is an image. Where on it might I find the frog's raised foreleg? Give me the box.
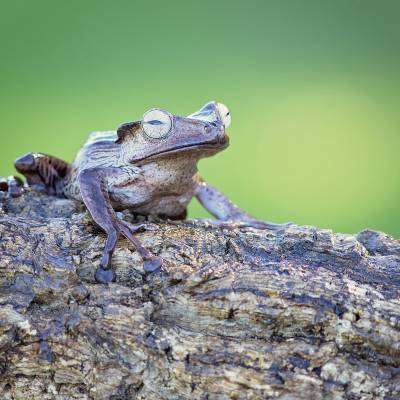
[78,168,162,284]
[14,152,70,195]
[195,179,293,230]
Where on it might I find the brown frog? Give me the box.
[3,101,292,283]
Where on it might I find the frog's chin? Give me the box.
[132,136,229,163]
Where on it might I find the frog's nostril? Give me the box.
[204,124,212,134]
[210,121,218,127]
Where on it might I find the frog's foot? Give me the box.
[94,230,118,284]
[0,176,24,198]
[94,266,116,284]
[118,220,163,274]
[94,219,163,284]
[143,256,163,273]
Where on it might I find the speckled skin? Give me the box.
[65,133,201,218]
[7,101,292,283]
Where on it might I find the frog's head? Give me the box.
[117,101,231,164]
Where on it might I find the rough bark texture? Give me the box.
[0,190,399,400]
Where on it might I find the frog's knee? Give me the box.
[14,152,36,173]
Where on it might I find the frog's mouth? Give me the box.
[132,135,229,163]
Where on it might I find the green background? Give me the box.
[1,0,399,237]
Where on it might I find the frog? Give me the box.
[2,101,292,283]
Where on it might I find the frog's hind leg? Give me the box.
[14,152,70,195]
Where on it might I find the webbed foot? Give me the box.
[95,266,116,284]
[118,220,163,274]
[143,255,163,273]
[94,219,163,283]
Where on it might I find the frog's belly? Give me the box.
[131,196,190,217]
[110,186,194,218]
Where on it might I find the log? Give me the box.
[0,189,399,400]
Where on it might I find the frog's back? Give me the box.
[73,131,120,171]
[84,130,119,147]
[62,131,120,200]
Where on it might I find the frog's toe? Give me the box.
[95,267,116,284]
[143,256,163,273]
[7,176,24,198]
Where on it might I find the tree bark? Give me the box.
[0,190,399,400]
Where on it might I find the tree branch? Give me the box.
[0,190,399,399]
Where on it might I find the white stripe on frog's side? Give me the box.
[75,131,121,170]
[85,130,118,145]
[61,131,122,200]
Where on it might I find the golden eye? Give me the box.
[142,109,173,139]
[217,103,231,128]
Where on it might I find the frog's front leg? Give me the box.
[78,168,162,284]
[195,178,293,230]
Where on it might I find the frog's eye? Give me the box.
[216,102,231,128]
[142,109,173,139]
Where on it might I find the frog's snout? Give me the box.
[205,120,229,148]
[204,120,224,134]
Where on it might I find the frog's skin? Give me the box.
[3,101,292,283]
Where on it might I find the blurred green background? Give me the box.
[1,0,399,237]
